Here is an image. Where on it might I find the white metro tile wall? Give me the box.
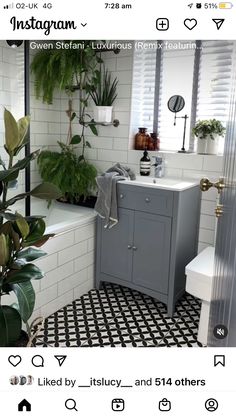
[32,220,95,319]
[1,220,95,322]
[0,41,25,195]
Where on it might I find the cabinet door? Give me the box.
[132,211,171,294]
[100,208,134,282]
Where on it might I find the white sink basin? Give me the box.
[122,176,198,191]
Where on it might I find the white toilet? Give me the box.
[185,246,215,346]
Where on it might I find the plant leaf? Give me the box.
[16,216,30,239]
[6,263,44,284]
[22,234,54,248]
[85,141,92,148]
[89,124,98,136]
[78,155,84,162]
[17,116,30,147]
[0,306,22,347]
[4,192,30,208]
[70,135,81,145]
[13,150,40,171]
[70,112,76,122]
[0,212,24,222]
[0,168,19,183]
[30,182,62,200]
[4,109,19,154]
[11,281,35,323]
[16,247,47,262]
[27,218,46,239]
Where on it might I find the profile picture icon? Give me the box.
[205,398,218,412]
[27,375,34,385]
[10,376,19,385]
[19,376,27,385]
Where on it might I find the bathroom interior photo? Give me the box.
[0,39,235,347]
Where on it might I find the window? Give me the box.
[196,41,234,154]
[157,41,195,151]
[130,40,235,153]
[129,46,157,137]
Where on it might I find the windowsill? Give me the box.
[130,149,224,157]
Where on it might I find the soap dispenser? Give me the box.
[140,149,151,176]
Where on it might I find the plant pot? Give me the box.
[206,134,219,155]
[93,106,113,123]
[196,138,207,154]
[57,195,97,208]
[196,135,219,155]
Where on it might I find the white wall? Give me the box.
[0,41,25,194]
[29,45,223,253]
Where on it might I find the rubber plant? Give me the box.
[31,41,102,203]
[0,109,61,347]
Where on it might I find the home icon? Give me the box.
[18,399,31,412]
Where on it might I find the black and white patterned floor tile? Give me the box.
[34,283,203,348]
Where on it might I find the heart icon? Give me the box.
[8,355,22,367]
[184,18,197,30]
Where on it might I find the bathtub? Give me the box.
[8,200,97,321]
[29,200,96,234]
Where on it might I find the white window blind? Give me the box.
[130,40,235,153]
[196,41,235,154]
[157,41,195,151]
[130,46,157,138]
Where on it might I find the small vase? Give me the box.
[206,134,219,155]
[135,128,150,150]
[93,106,113,123]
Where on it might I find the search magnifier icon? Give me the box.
[65,399,78,412]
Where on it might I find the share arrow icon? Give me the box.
[54,355,67,367]
[212,19,225,30]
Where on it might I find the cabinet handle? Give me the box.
[145,197,151,203]
[127,245,132,249]
[132,246,137,251]
[119,193,124,199]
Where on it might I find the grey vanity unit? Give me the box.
[95,177,201,316]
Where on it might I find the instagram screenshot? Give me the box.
[0,1,236,417]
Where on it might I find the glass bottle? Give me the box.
[135,127,150,150]
[140,149,151,176]
[149,133,160,151]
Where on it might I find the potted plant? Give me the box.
[89,67,118,124]
[37,141,97,206]
[193,119,226,155]
[0,109,61,347]
[31,41,102,206]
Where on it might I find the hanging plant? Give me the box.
[31,41,104,204]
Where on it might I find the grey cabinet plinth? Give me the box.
[95,182,201,317]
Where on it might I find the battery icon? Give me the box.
[219,2,233,8]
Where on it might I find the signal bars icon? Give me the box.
[3,3,14,8]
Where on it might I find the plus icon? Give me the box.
[156,18,169,31]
